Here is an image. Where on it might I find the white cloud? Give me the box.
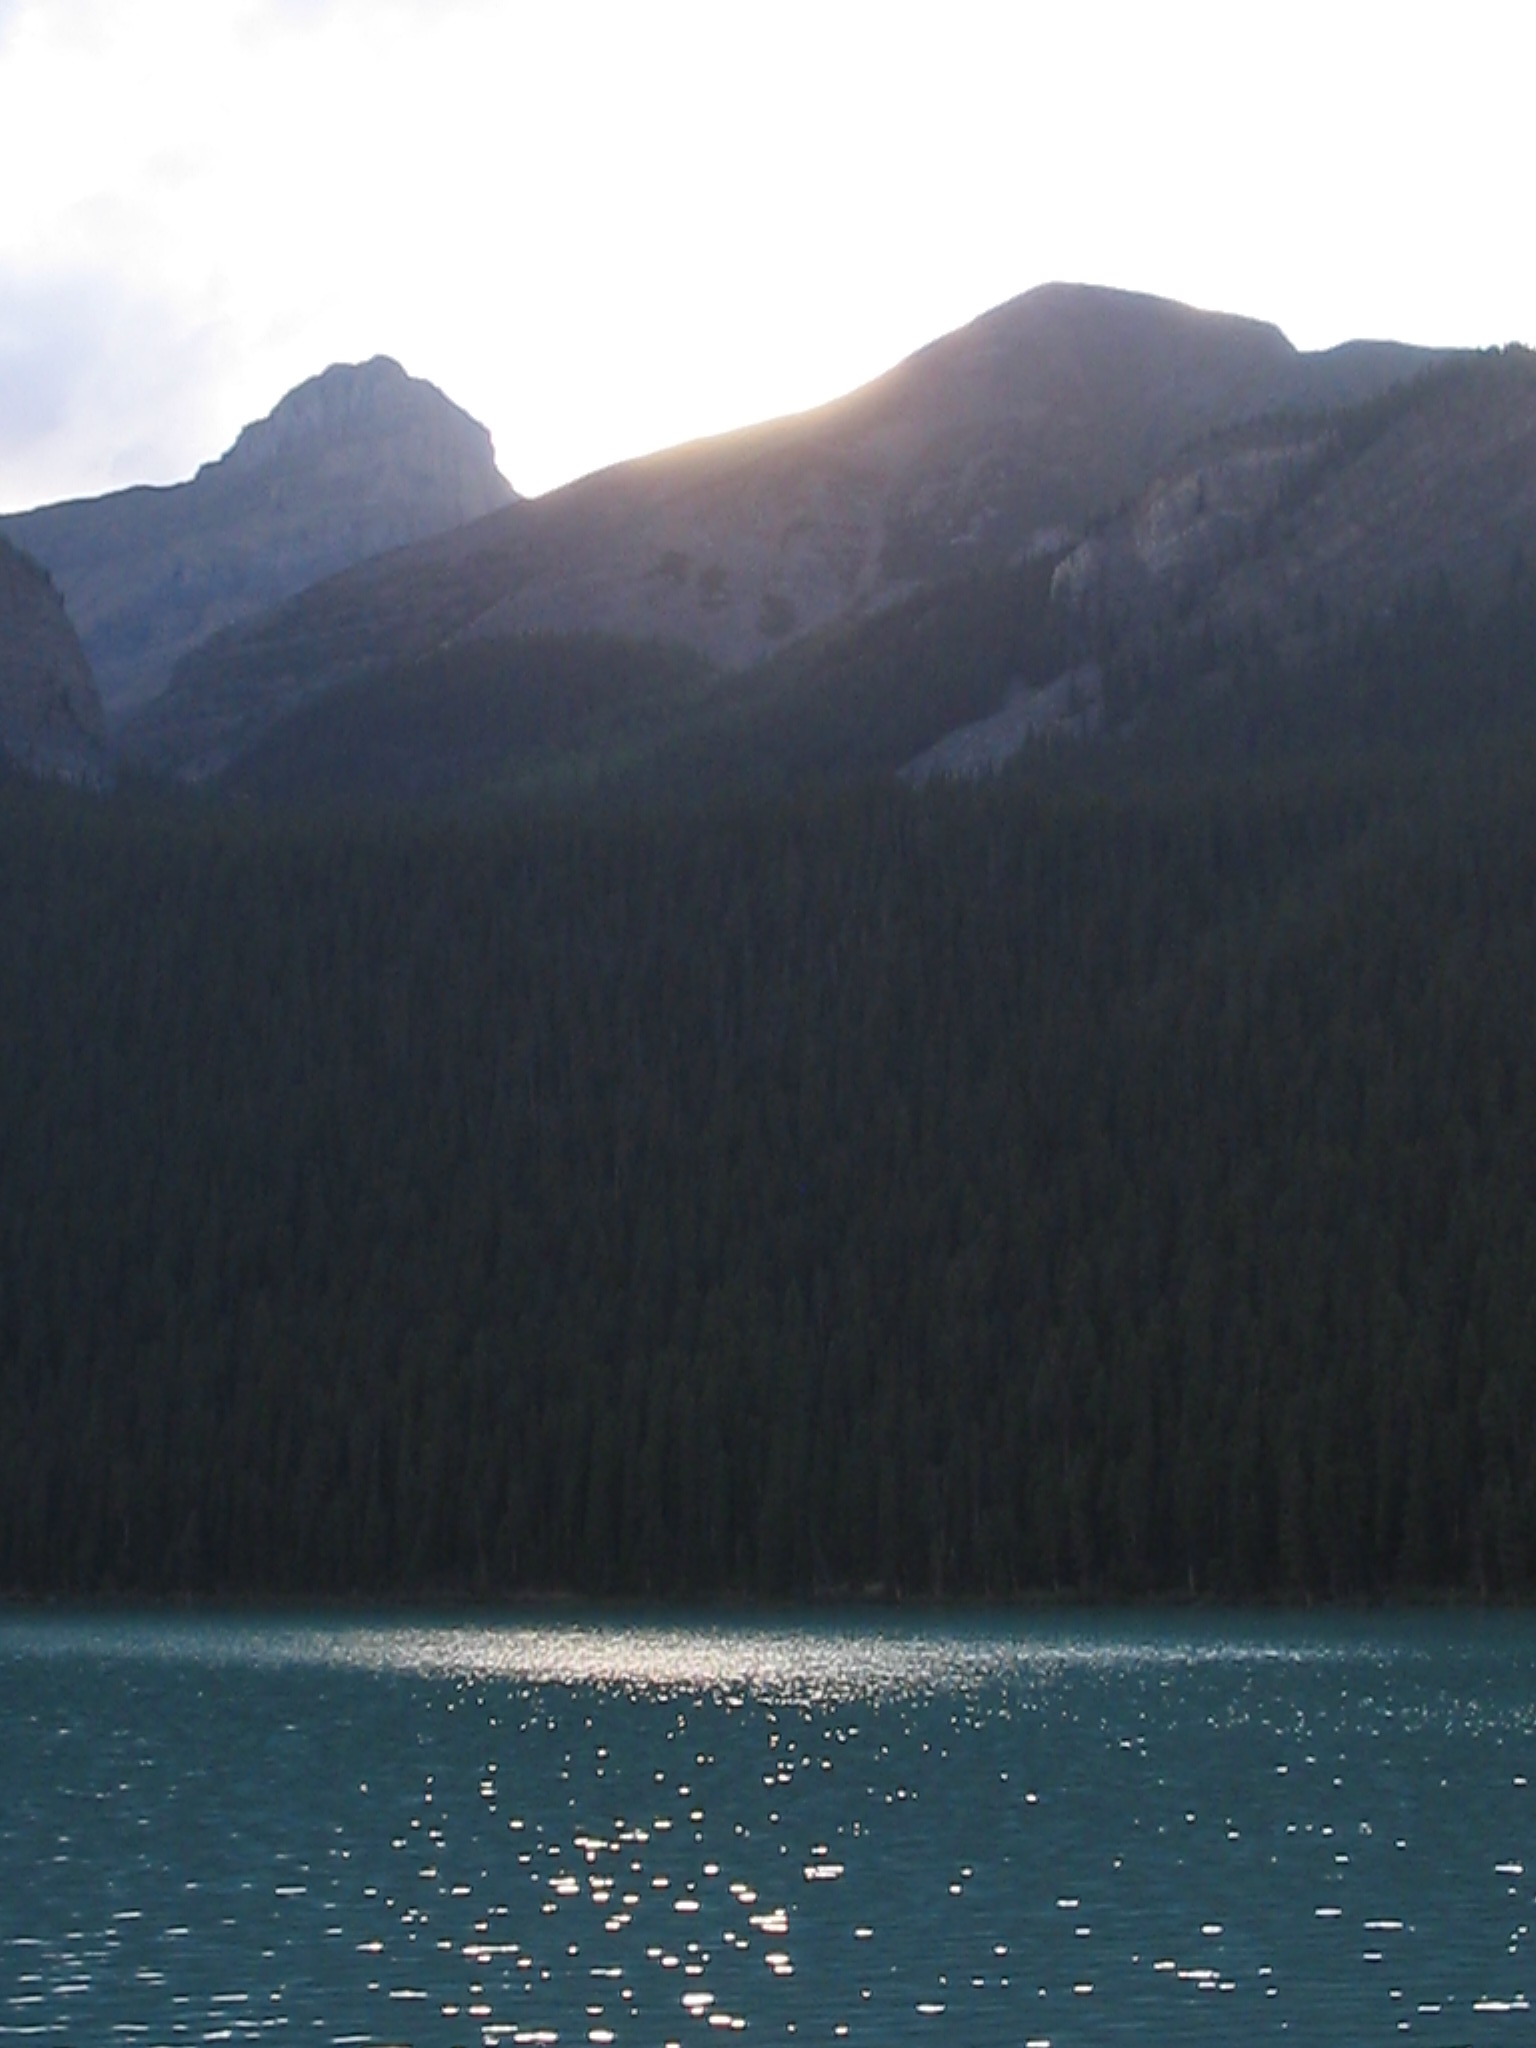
[0,0,1532,510]
[0,269,233,507]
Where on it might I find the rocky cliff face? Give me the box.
[1,357,516,717]
[0,538,106,780]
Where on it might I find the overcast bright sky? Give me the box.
[1,0,1531,512]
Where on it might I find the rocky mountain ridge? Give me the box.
[1050,347,1536,645]
[124,285,1448,780]
[2,357,516,717]
[210,342,1536,811]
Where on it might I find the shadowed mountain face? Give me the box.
[203,349,1536,813]
[1051,348,1536,640]
[0,537,106,781]
[1,357,516,718]
[125,285,1445,780]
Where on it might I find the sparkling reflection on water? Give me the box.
[1,1611,1533,2045]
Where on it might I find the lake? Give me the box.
[0,1610,1531,2045]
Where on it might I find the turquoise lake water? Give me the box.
[1,1611,1533,2045]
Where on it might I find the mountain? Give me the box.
[123,285,1445,780]
[1,357,516,718]
[0,536,106,781]
[203,348,1536,814]
[1049,345,1536,648]
[9,301,1536,1611]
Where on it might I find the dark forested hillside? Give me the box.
[218,633,717,810]
[6,684,1536,1597]
[215,542,1536,821]
[219,562,1077,811]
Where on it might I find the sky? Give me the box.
[1,0,1532,513]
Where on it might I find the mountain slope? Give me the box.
[0,537,106,781]
[202,351,1536,814]
[2,357,516,718]
[10,737,1536,1596]
[1050,347,1536,645]
[127,285,1445,780]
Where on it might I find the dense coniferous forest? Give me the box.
[5,582,1536,1601]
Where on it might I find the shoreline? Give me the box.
[2,1583,1528,1618]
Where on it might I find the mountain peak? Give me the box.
[5,358,518,715]
[211,356,514,489]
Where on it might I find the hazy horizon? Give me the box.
[2,0,1532,515]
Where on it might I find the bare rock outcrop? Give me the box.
[901,665,1103,785]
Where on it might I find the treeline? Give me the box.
[215,543,1536,826]
[6,726,1536,1600]
[218,558,1078,812]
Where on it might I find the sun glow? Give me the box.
[1,0,1532,511]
